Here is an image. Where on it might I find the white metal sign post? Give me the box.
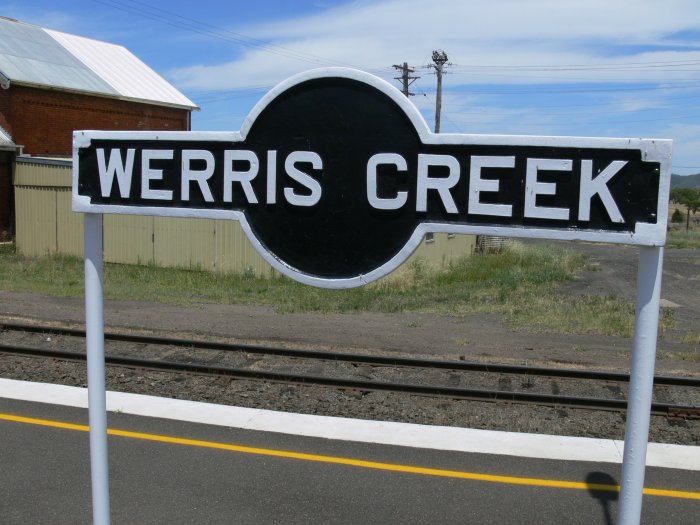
[83,213,110,525]
[618,246,664,524]
[73,68,671,525]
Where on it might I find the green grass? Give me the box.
[0,245,85,297]
[0,241,670,337]
[666,229,700,249]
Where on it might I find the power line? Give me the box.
[444,82,700,96]
[417,86,464,133]
[94,0,394,73]
[95,0,327,65]
[93,0,700,101]
[191,87,272,104]
[450,58,700,72]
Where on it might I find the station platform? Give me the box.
[1,379,698,524]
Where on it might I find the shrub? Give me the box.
[671,208,684,223]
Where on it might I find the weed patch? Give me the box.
[0,242,658,337]
[666,230,700,249]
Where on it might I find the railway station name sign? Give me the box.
[73,68,672,288]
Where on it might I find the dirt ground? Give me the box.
[0,240,698,377]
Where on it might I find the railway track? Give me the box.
[1,321,699,418]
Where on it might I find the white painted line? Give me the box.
[1,378,697,471]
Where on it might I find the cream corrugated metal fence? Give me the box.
[13,158,475,277]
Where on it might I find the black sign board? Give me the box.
[73,68,671,288]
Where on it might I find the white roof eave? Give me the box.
[10,79,198,111]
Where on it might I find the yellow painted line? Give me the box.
[1,412,699,501]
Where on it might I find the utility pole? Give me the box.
[429,50,449,133]
[392,62,419,97]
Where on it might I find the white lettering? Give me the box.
[367,153,408,210]
[579,160,625,223]
[141,149,173,201]
[284,151,322,207]
[181,150,214,202]
[97,148,135,198]
[267,150,277,204]
[416,154,459,213]
[468,156,514,217]
[524,158,571,220]
[224,150,259,204]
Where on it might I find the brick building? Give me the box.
[0,16,198,237]
[0,125,13,239]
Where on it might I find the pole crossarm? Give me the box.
[392,62,419,97]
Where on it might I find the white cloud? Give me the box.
[254,0,691,44]
[170,0,700,91]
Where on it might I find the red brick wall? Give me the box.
[1,84,191,156]
[0,84,191,235]
[0,90,9,127]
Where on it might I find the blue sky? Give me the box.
[3,0,700,175]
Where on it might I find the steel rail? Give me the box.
[1,342,698,418]
[2,321,699,388]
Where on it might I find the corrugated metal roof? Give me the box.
[0,17,197,110]
[46,29,197,110]
[0,18,115,94]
